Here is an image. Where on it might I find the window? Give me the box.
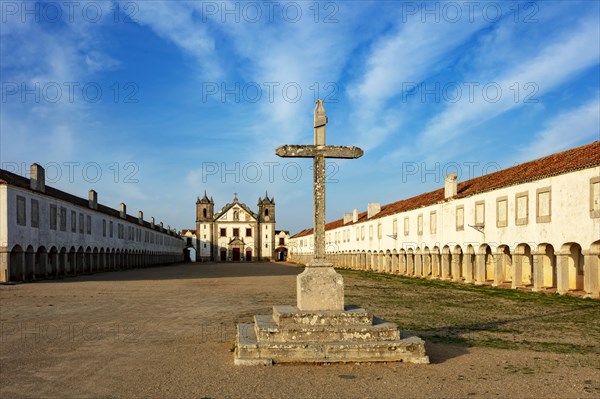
[110,221,113,238]
[356,227,359,241]
[536,187,551,223]
[203,208,207,218]
[369,225,373,240]
[233,210,239,221]
[590,177,600,218]
[233,228,239,237]
[16,195,26,226]
[71,210,77,232]
[220,228,226,237]
[118,223,124,239]
[31,199,39,228]
[60,207,67,231]
[246,228,252,237]
[515,192,528,225]
[279,237,285,245]
[403,217,409,236]
[360,226,365,240]
[86,215,92,234]
[430,211,437,234]
[456,205,464,231]
[392,219,397,237]
[265,209,269,216]
[377,223,382,240]
[417,214,423,235]
[103,220,106,237]
[475,201,485,226]
[50,205,57,230]
[496,196,508,228]
[79,213,84,233]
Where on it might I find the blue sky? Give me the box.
[1,0,599,234]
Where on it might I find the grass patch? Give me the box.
[337,268,600,355]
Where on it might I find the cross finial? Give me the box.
[233,192,238,201]
[314,99,327,146]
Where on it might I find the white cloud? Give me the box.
[517,97,600,161]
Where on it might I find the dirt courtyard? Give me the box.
[1,262,598,399]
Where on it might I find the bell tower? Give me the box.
[257,192,276,260]
[196,191,215,261]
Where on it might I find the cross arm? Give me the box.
[275,145,364,159]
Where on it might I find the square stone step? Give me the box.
[254,315,401,343]
[235,323,429,365]
[273,305,373,327]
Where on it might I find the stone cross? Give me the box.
[276,100,363,262]
[275,100,363,311]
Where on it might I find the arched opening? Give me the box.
[49,246,59,277]
[441,246,451,280]
[558,243,583,293]
[423,247,431,277]
[513,244,533,288]
[59,247,68,275]
[431,247,440,278]
[415,248,422,277]
[25,245,35,280]
[495,245,512,287]
[452,245,463,281]
[535,243,556,290]
[391,249,398,274]
[9,245,24,281]
[463,245,475,283]
[399,249,406,274]
[407,248,414,275]
[584,240,600,298]
[35,246,48,279]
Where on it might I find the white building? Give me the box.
[0,164,185,282]
[194,192,276,262]
[288,141,600,298]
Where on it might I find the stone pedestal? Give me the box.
[235,305,429,365]
[235,262,429,365]
[297,260,343,311]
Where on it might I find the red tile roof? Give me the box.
[292,141,600,238]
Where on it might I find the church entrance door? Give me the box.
[232,248,241,261]
[245,250,252,262]
[220,249,226,261]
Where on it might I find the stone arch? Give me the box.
[534,243,556,290]
[92,247,99,273]
[385,250,392,273]
[24,245,35,280]
[9,244,24,281]
[557,243,584,294]
[494,245,512,287]
[415,247,422,277]
[84,246,92,274]
[49,246,59,277]
[463,245,475,283]
[59,247,68,275]
[431,246,441,278]
[452,245,463,281]
[406,248,414,275]
[35,246,48,279]
[513,244,533,288]
[378,250,385,273]
[399,249,406,275]
[441,246,451,280]
[584,240,600,298]
[422,247,431,277]
[476,244,494,284]
[391,249,399,274]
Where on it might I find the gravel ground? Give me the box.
[1,262,598,399]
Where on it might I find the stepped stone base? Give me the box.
[234,305,429,365]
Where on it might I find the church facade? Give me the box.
[288,141,600,298]
[195,192,276,262]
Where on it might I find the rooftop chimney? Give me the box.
[138,211,143,224]
[445,173,458,199]
[367,203,381,219]
[88,190,98,209]
[119,203,126,219]
[30,163,45,192]
[343,213,352,225]
[150,217,155,227]
[352,209,359,223]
